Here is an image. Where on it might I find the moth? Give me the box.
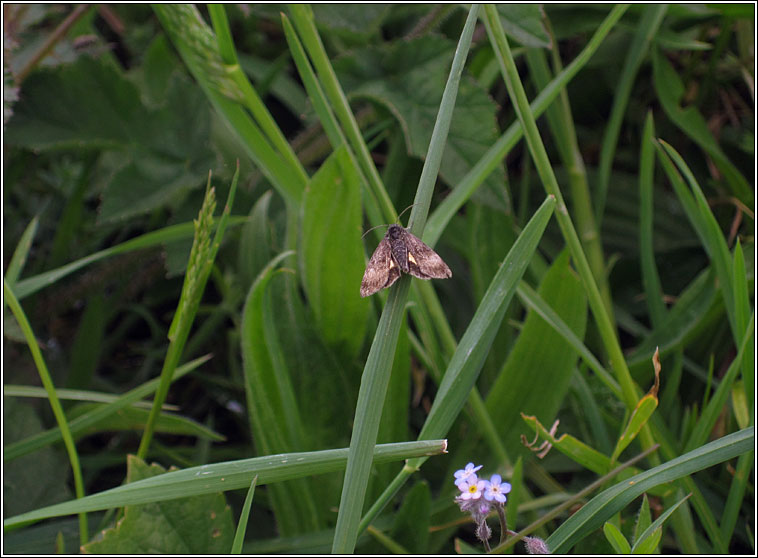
[360,224,452,297]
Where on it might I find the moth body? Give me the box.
[360,223,452,297]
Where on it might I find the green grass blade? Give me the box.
[3,386,175,410]
[732,240,754,415]
[207,6,308,185]
[231,476,257,554]
[152,5,305,203]
[603,521,631,553]
[4,216,38,290]
[4,280,88,544]
[631,493,690,553]
[331,6,481,553]
[3,440,447,529]
[288,4,396,223]
[524,44,612,322]
[652,47,752,204]
[300,147,367,357]
[545,427,754,553]
[516,281,622,399]
[358,196,556,534]
[4,356,209,461]
[240,250,319,535]
[138,169,238,458]
[424,4,629,247]
[12,219,240,300]
[638,112,667,327]
[595,4,668,222]
[655,139,738,337]
[684,312,754,452]
[482,4,641,417]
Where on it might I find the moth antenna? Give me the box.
[361,204,420,239]
[361,223,389,239]
[396,203,420,224]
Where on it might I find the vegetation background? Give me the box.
[3,3,754,554]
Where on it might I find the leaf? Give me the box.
[496,4,550,48]
[4,56,216,223]
[4,440,448,528]
[311,4,391,36]
[545,427,754,553]
[81,456,233,554]
[632,493,691,553]
[632,494,652,548]
[5,57,148,149]
[301,146,368,357]
[237,190,274,290]
[334,36,505,205]
[486,250,587,457]
[241,251,319,535]
[603,521,631,554]
[521,414,612,475]
[67,403,226,441]
[390,481,431,554]
[231,476,257,554]
[651,48,751,203]
[2,398,72,517]
[610,351,660,463]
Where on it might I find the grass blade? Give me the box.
[331,6,481,553]
[3,440,447,529]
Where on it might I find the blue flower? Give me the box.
[483,474,511,504]
[454,462,483,488]
[457,475,487,500]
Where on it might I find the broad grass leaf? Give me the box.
[301,146,367,358]
[486,250,587,456]
[81,456,233,554]
[390,481,431,554]
[238,190,274,291]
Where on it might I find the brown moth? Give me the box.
[360,224,452,297]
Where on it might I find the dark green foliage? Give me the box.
[3,4,753,555]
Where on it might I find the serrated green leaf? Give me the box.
[81,456,234,554]
[311,4,391,36]
[334,36,505,204]
[496,4,550,48]
[5,57,147,149]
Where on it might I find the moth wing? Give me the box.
[360,237,401,297]
[402,229,452,280]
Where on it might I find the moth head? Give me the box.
[387,224,404,239]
